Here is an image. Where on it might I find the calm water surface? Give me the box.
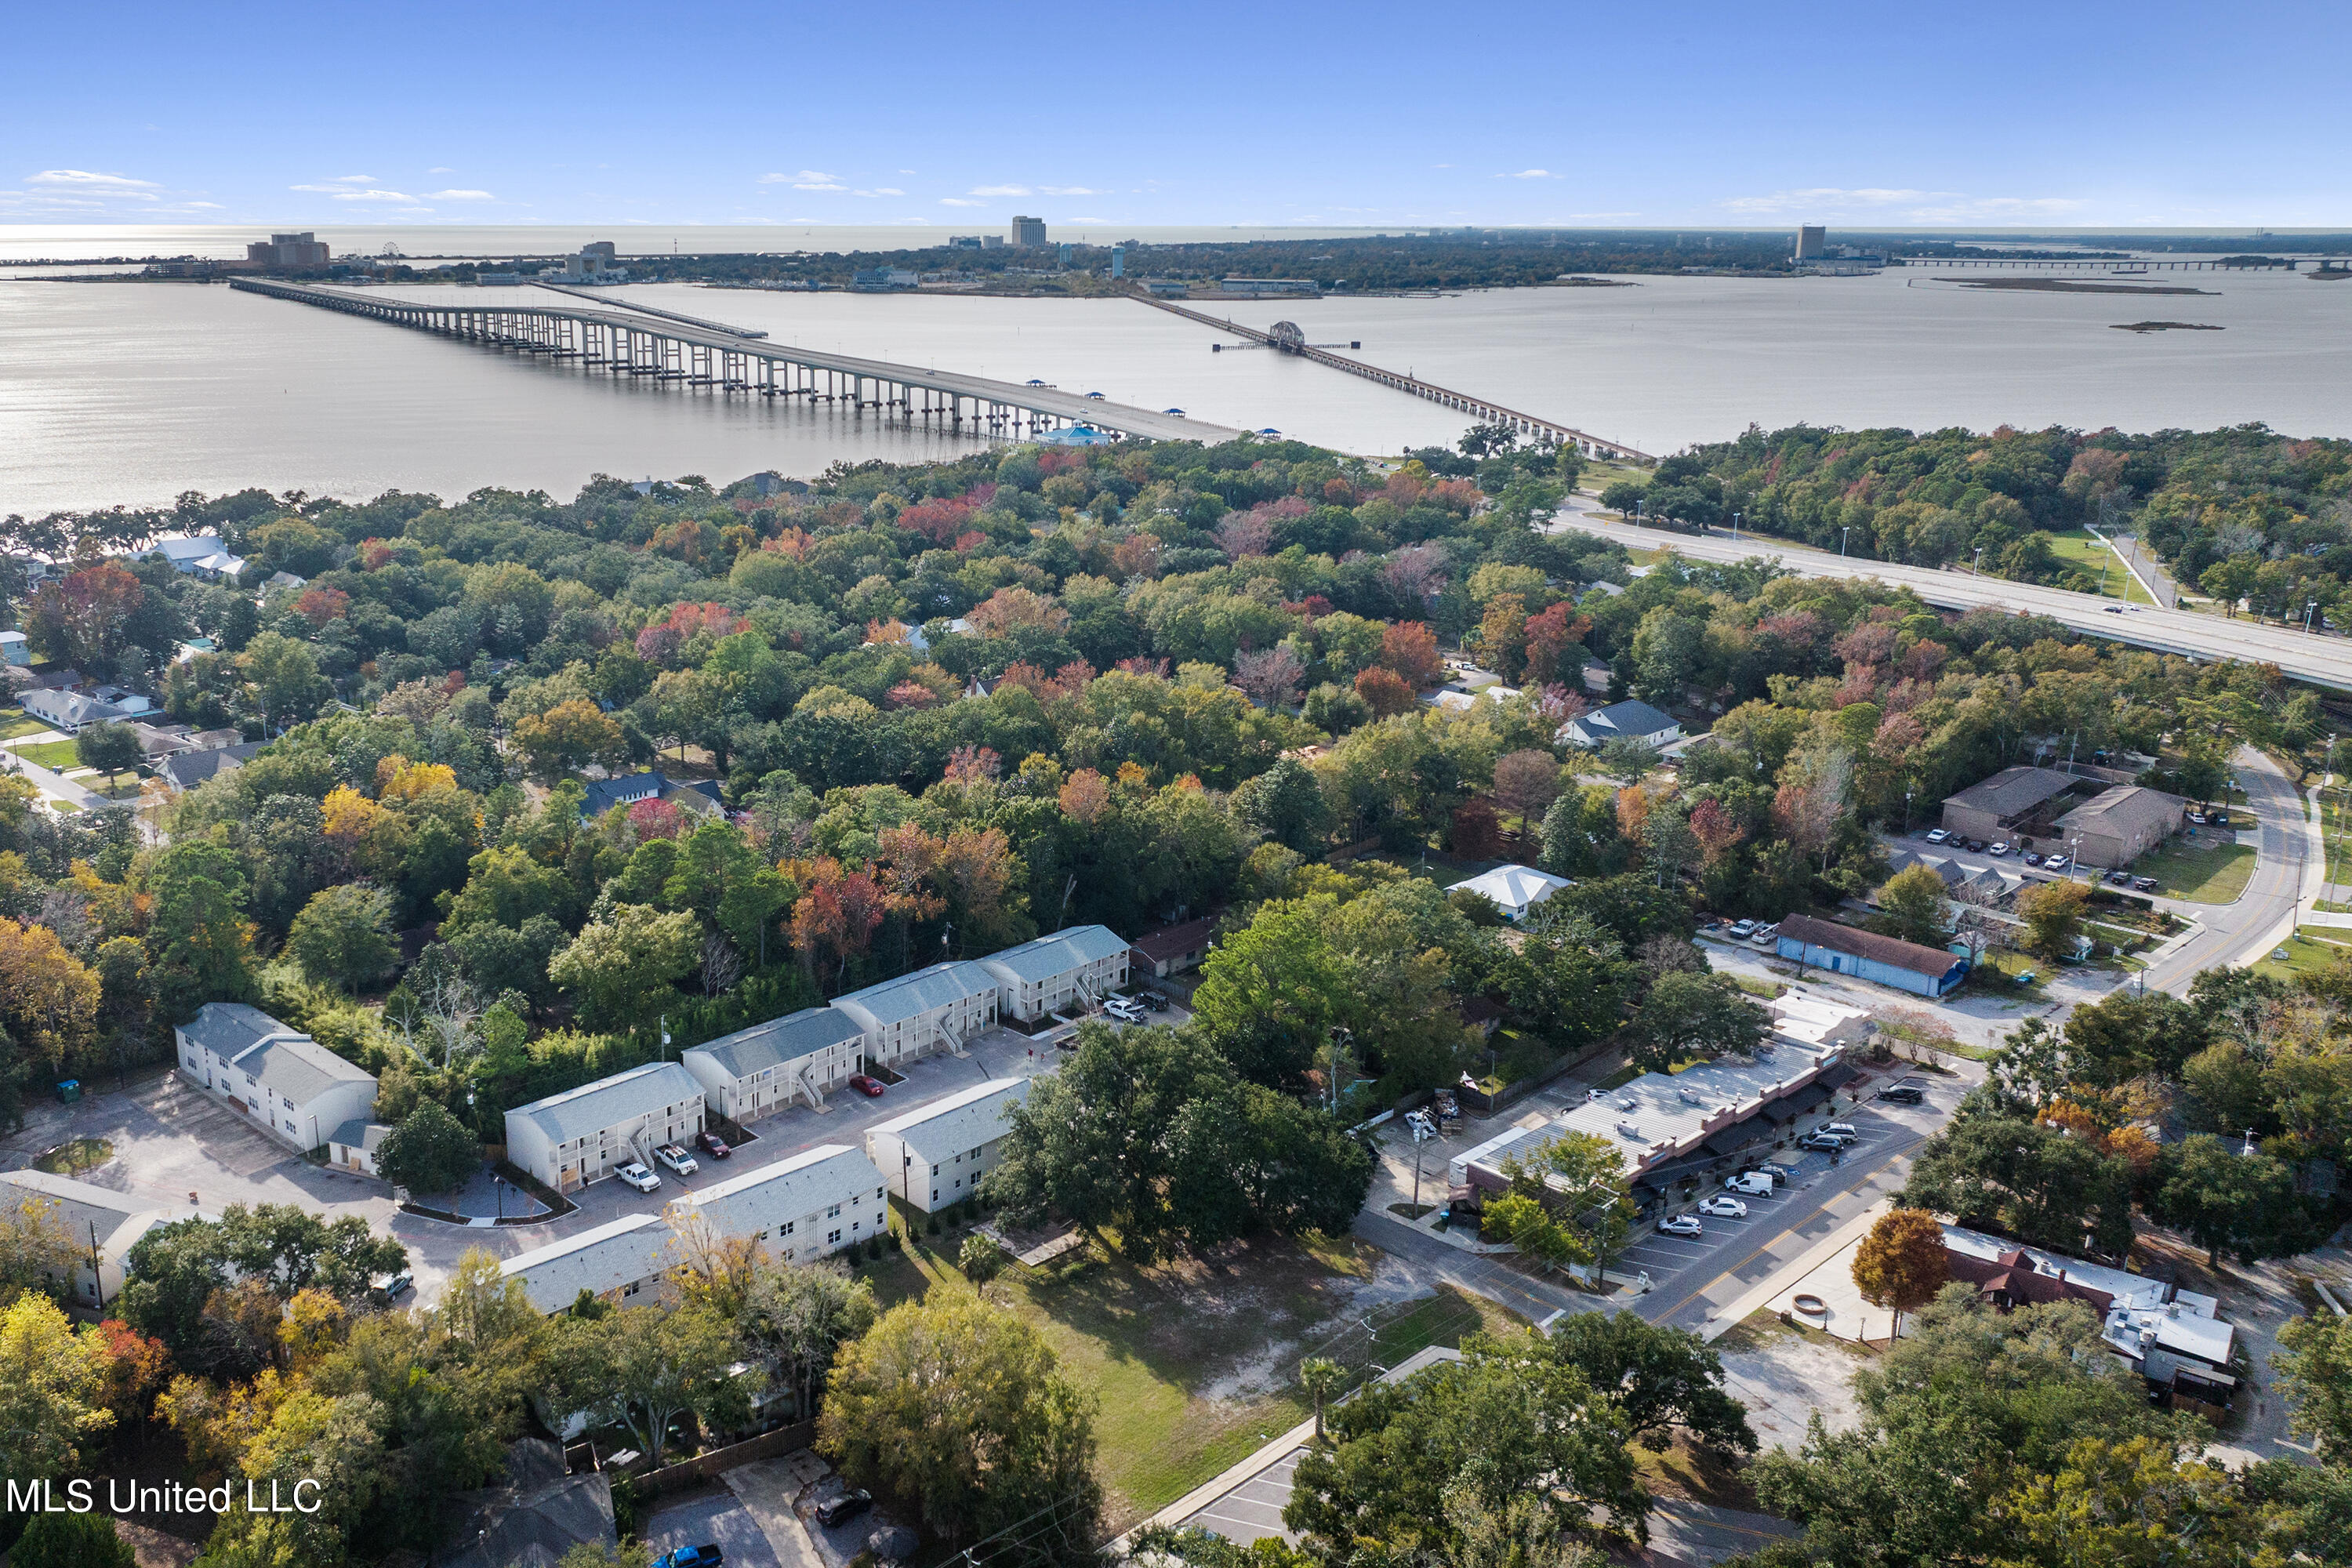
[5,267,2350,514]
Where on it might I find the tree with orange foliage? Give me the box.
[93,1319,171,1425]
[790,860,888,989]
[965,586,1069,637]
[1524,602,1590,688]
[1377,621,1444,688]
[1058,768,1111,824]
[1475,594,1529,683]
[1686,798,1746,868]
[292,586,350,629]
[1353,666,1417,719]
[1851,1207,1950,1338]
[1615,785,1652,842]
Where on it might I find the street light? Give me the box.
[1972,546,1985,576]
[1839,526,1851,557]
[1730,511,1740,543]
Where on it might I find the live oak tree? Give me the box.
[545,1303,739,1467]
[286,882,400,993]
[1897,1091,2136,1257]
[2147,1132,2314,1268]
[2273,1309,2352,1463]
[1536,1312,1756,1455]
[1626,969,1768,1073]
[73,719,143,791]
[373,1101,481,1196]
[1850,1207,1950,1337]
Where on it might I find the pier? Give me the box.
[230,279,1232,444]
[1136,296,1653,463]
[1900,256,2328,271]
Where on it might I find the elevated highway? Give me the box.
[1563,510,2352,692]
[230,278,1235,445]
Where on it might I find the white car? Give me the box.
[2045,855,2071,871]
[1655,1214,1704,1238]
[1749,924,1779,949]
[616,1162,661,1193]
[1102,997,1145,1022]
[1697,1195,1748,1218]
[1728,919,1757,938]
[1404,1110,1439,1141]
[1819,1122,1858,1138]
[1924,828,1951,844]
[655,1143,698,1176]
[1988,841,2010,857]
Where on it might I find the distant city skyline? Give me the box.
[7,1,2348,230]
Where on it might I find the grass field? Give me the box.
[2255,933,2347,982]
[2131,840,2257,904]
[5,739,81,770]
[855,1221,1523,1530]
[0,713,52,742]
[2044,530,2158,604]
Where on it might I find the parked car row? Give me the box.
[1708,918,1780,949]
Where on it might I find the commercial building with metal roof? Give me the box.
[175,1003,379,1157]
[1774,914,1970,998]
[681,1006,864,1125]
[503,1061,707,1192]
[865,1078,1029,1213]
[833,960,1000,1066]
[979,926,1129,1022]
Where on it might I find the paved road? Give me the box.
[1639,1499,1804,1566]
[1555,511,2352,692]
[2137,746,2312,996]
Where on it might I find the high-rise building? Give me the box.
[1010,215,1047,247]
[1109,246,1124,279]
[246,232,332,268]
[1795,225,1826,260]
[582,241,618,261]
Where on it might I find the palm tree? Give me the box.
[1299,1356,1345,1444]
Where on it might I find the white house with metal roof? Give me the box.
[503,1060,707,1192]
[978,925,1130,1023]
[175,1003,379,1156]
[498,1213,673,1315]
[863,1078,1029,1213]
[833,960,1000,1067]
[1450,863,1573,922]
[681,1006,865,1124]
[0,1170,186,1309]
[680,1143,889,1261]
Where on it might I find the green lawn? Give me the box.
[2131,840,2257,904]
[0,713,51,742]
[5,739,81,770]
[2043,530,2158,604]
[2255,934,2346,982]
[858,1221,1523,1530]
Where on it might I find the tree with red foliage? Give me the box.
[1687,798,1747,868]
[294,586,351,628]
[1354,666,1417,718]
[1523,602,1591,688]
[1377,621,1445,688]
[943,745,1003,784]
[790,859,888,989]
[1234,646,1306,710]
[886,681,938,710]
[94,1319,171,1425]
[898,495,981,546]
[24,561,146,673]
[627,797,686,841]
[1450,800,1504,859]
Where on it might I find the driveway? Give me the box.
[643,1485,786,1568]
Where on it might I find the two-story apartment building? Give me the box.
[684,1143,889,1262]
[0,1171,188,1309]
[503,1061,707,1192]
[833,961,1000,1068]
[979,925,1130,1023]
[176,1003,379,1156]
[680,1006,864,1125]
[864,1077,1029,1213]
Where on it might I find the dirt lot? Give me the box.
[1708,1310,1874,1455]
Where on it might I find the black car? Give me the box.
[1137,990,1171,1012]
[1875,1083,1926,1105]
[815,1490,873,1528]
[2132,876,2159,892]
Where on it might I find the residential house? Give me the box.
[865,1078,1029,1212]
[578,771,725,821]
[833,961,1000,1068]
[1450,863,1572,922]
[158,740,265,794]
[1939,766,2082,844]
[979,925,1130,1022]
[0,1170,185,1309]
[144,535,249,581]
[437,1440,615,1568]
[1559,699,1682,750]
[1130,916,1218,980]
[2053,785,2187,869]
[680,1005,865,1125]
[19,687,132,734]
[1774,913,1970,998]
[0,632,26,667]
[503,1061,707,1192]
[175,1003,379,1155]
[680,1142,889,1262]
[1879,849,2020,907]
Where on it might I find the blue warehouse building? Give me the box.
[1775,913,1969,998]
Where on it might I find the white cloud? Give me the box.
[1036,185,1103,196]
[427,189,495,201]
[759,169,846,190]
[328,174,376,184]
[27,169,157,188]
[1721,186,2085,223]
[855,187,905,198]
[428,166,455,174]
[938,197,987,207]
[970,184,1031,196]
[329,188,428,204]
[1501,169,1557,180]
[898,169,916,174]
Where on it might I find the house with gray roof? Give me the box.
[1560,699,1682,750]
[175,1003,378,1156]
[498,1214,673,1314]
[0,1170,185,1308]
[2054,784,2187,870]
[19,686,132,734]
[865,1078,1029,1213]
[833,960,1000,1067]
[158,739,265,793]
[979,925,1130,1022]
[503,1060,706,1192]
[680,1142,888,1261]
[681,1005,864,1124]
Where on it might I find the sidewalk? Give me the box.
[1698,1198,1891,1344]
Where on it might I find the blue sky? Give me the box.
[8,0,2348,231]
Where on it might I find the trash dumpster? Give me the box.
[55,1080,81,1105]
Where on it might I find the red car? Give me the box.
[848,1074,887,1097]
[696,1131,731,1158]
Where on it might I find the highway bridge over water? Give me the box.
[230,279,1232,444]
[1136,296,1654,463]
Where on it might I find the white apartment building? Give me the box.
[503,1061,706,1192]
[0,1171,187,1309]
[833,960,1000,1068]
[682,1143,889,1262]
[499,1214,673,1315]
[979,925,1130,1023]
[864,1077,1029,1213]
[176,1003,379,1156]
[680,1006,864,1125]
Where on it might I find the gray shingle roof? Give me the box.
[683,1143,884,1238]
[0,1170,152,1250]
[232,1033,374,1105]
[868,1078,1029,1165]
[509,1061,705,1145]
[837,960,999,1026]
[158,741,263,792]
[684,1007,863,1083]
[498,1214,670,1313]
[1578,699,1678,738]
[980,925,1127,986]
[1944,765,2078,816]
[2056,784,2186,837]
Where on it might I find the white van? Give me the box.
[1723,1171,1774,1197]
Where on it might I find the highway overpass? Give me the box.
[1561,512,2352,692]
